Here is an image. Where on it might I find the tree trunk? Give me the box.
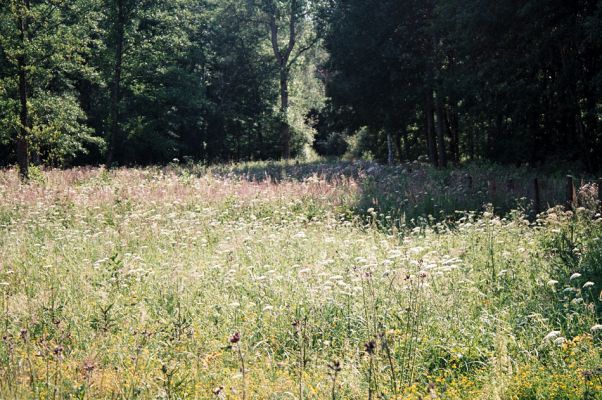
[394,128,403,162]
[386,130,394,165]
[279,67,291,159]
[106,0,126,167]
[17,58,29,181]
[435,94,447,168]
[267,0,300,160]
[401,126,410,161]
[16,0,30,181]
[446,105,460,164]
[425,89,437,166]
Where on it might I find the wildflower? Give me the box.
[553,337,566,345]
[409,247,423,255]
[569,273,582,281]
[583,281,595,289]
[83,359,96,374]
[229,332,241,344]
[546,280,559,287]
[591,325,602,332]
[364,340,376,355]
[544,331,561,341]
[571,297,584,305]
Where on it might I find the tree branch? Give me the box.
[268,11,283,65]
[287,35,319,69]
[283,0,297,63]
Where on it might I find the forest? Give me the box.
[1,0,601,178]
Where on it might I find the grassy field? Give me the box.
[0,161,601,399]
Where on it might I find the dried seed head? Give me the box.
[292,320,301,332]
[364,340,376,355]
[328,360,342,373]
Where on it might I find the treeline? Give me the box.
[1,1,601,179]
[317,0,602,171]
[0,0,324,179]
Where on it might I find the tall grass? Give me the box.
[0,161,600,399]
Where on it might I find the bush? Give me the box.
[313,132,349,157]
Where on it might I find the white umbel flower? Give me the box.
[544,331,561,341]
[583,282,595,289]
[591,325,602,332]
[569,273,582,281]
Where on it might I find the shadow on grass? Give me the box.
[173,159,599,226]
[203,159,372,182]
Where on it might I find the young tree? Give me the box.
[0,0,101,179]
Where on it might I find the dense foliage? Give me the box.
[0,0,325,178]
[321,0,602,170]
[1,0,601,176]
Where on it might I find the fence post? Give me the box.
[533,178,541,215]
[565,175,576,211]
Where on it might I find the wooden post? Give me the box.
[565,175,576,211]
[533,178,541,215]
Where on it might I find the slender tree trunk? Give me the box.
[435,94,447,168]
[394,128,403,162]
[17,57,29,181]
[401,126,410,161]
[386,130,394,165]
[468,128,475,161]
[16,0,30,181]
[106,0,126,167]
[425,89,437,166]
[279,67,291,159]
[445,105,459,164]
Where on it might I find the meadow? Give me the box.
[0,161,600,399]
